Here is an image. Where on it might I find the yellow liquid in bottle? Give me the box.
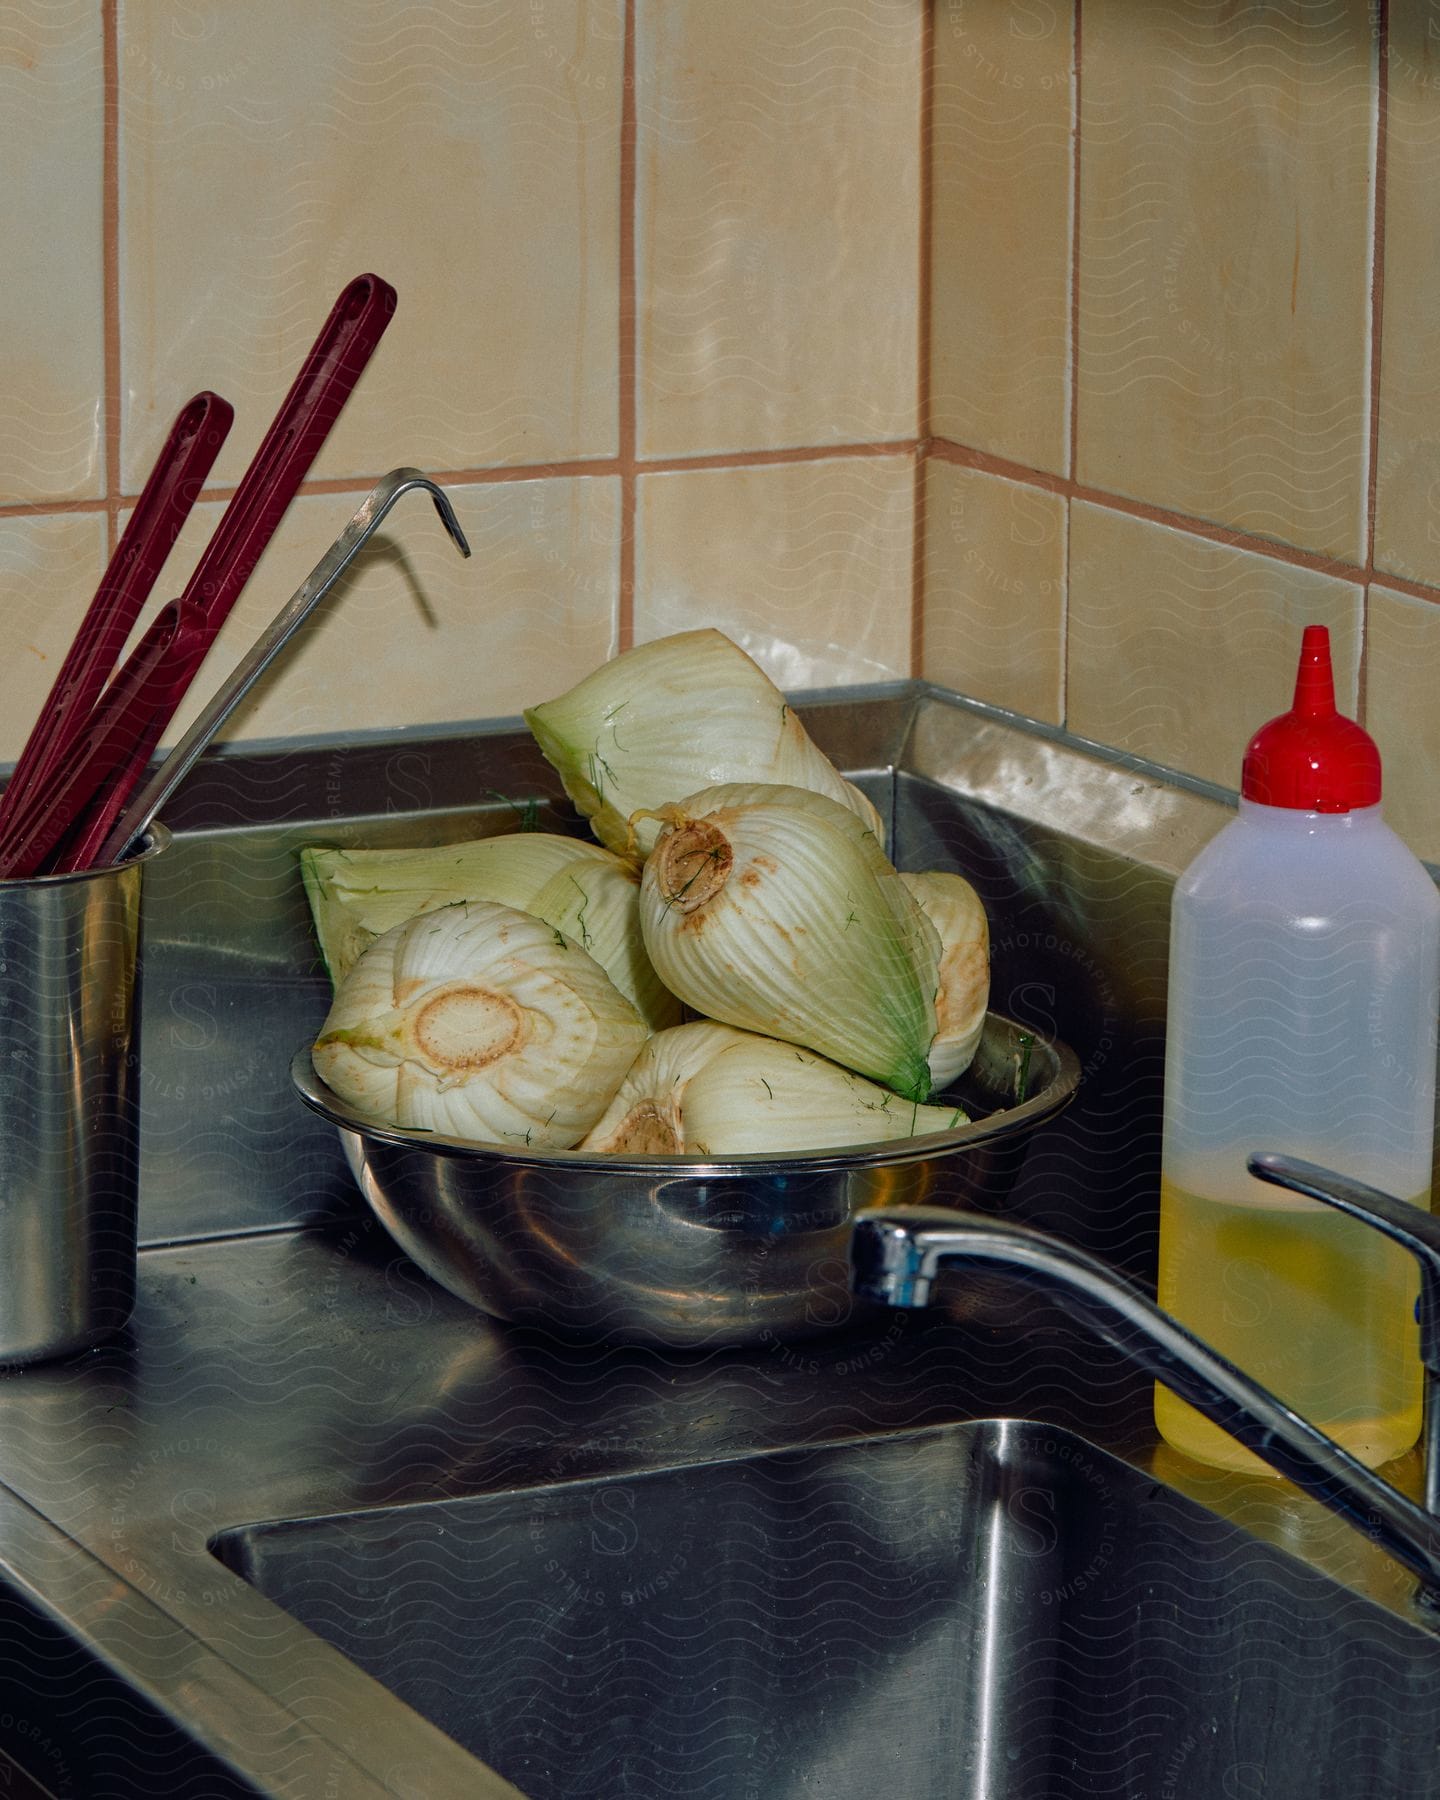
[1154,1172,1425,1473]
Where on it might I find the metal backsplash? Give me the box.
[135,688,1232,1262]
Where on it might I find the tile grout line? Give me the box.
[1067,0,1082,495]
[1059,467,1073,730]
[912,0,935,682]
[101,0,122,555]
[1063,0,1083,731]
[0,499,113,522]
[0,439,929,522]
[911,453,927,682]
[617,0,639,655]
[928,434,1440,608]
[19,422,1440,613]
[27,429,1440,602]
[1359,0,1391,726]
[425,442,922,480]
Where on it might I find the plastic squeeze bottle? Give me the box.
[1155,624,1440,1472]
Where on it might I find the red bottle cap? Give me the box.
[1240,625,1380,812]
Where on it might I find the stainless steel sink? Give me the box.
[213,1419,1440,1800]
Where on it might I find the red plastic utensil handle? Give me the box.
[0,599,210,880]
[0,390,232,840]
[0,275,398,879]
[55,276,399,873]
[177,274,397,638]
[48,626,214,876]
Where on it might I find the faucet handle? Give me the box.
[1246,1153,1440,1378]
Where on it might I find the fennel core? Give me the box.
[653,820,734,917]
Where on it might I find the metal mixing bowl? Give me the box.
[290,1013,1080,1348]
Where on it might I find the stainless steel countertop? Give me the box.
[0,690,1434,1795]
[0,1216,1429,1797]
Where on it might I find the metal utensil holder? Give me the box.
[0,827,167,1363]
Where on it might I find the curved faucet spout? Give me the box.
[850,1203,1440,1606]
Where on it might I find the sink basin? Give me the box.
[213,1419,1440,1799]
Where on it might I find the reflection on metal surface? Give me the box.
[0,1211,1431,1793]
[212,1420,1440,1800]
[904,691,1235,877]
[0,826,166,1366]
[288,1013,1080,1348]
[1249,1152,1440,1518]
[851,1207,1440,1603]
[130,687,1221,1255]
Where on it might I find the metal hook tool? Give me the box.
[96,468,471,868]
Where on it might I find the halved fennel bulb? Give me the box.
[638,783,942,1103]
[681,1035,970,1156]
[312,900,647,1149]
[900,871,990,1087]
[580,1020,756,1153]
[523,628,882,856]
[301,833,614,984]
[580,1021,968,1156]
[301,834,680,1031]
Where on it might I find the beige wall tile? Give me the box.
[1365,585,1440,861]
[0,513,109,762]
[930,0,1073,474]
[923,460,1064,721]
[1068,504,1363,788]
[120,478,619,746]
[118,1,622,492]
[1078,1,1374,561]
[1374,3,1440,586]
[0,5,104,503]
[634,456,914,687]
[635,0,920,459]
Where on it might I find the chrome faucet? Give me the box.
[851,1152,1440,1605]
